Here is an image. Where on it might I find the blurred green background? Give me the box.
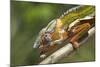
[11,1,95,66]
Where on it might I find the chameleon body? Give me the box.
[33,5,95,58]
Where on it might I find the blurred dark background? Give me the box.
[11,1,95,66]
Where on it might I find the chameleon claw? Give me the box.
[40,54,46,58]
[72,41,79,48]
[50,39,62,46]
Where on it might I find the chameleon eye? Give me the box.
[45,35,47,37]
[45,33,48,36]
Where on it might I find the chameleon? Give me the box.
[33,5,95,58]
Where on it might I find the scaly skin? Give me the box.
[33,5,95,57]
[50,5,95,46]
[60,5,95,26]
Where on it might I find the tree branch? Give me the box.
[39,27,95,64]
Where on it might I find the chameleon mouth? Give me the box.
[40,50,45,55]
[39,45,48,55]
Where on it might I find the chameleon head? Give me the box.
[39,31,53,55]
[33,19,57,58]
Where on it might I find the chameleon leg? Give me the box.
[51,29,68,46]
[70,34,80,48]
[70,23,91,49]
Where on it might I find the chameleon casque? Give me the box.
[33,5,95,58]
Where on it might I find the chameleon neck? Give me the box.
[60,5,95,26]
